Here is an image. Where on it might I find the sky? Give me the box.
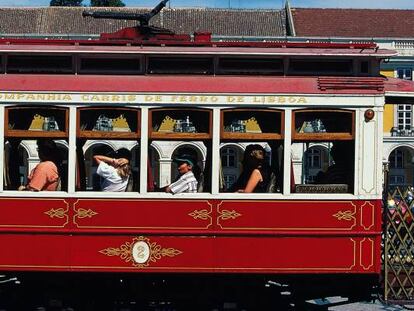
[0,0,414,9]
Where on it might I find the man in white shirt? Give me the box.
[165,154,198,194]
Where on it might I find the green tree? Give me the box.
[90,0,125,6]
[50,0,83,6]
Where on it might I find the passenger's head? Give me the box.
[36,139,61,164]
[107,148,132,179]
[111,148,131,162]
[173,154,195,175]
[242,144,266,171]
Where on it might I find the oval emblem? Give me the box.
[132,241,150,264]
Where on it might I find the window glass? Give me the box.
[389,149,404,169]
[76,107,140,192]
[148,108,212,194]
[4,139,68,191]
[397,68,412,80]
[4,106,69,191]
[220,109,283,193]
[79,56,142,75]
[7,55,73,74]
[397,105,412,131]
[292,109,355,194]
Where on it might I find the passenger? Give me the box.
[315,142,353,186]
[93,148,131,192]
[232,144,270,193]
[165,154,198,194]
[18,139,62,191]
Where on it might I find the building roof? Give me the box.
[291,8,414,38]
[0,7,286,37]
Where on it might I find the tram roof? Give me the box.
[0,75,391,95]
[0,39,396,58]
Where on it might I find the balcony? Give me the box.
[391,127,414,137]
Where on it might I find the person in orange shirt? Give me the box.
[19,139,62,191]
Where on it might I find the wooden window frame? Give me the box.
[149,107,212,140]
[292,109,355,141]
[77,107,140,140]
[220,108,284,140]
[5,106,69,139]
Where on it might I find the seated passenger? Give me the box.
[232,144,270,193]
[19,139,61,191]
[315,142,353,186]
[93,148,131,192]
[165,154,198,194]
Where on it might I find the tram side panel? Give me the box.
[0,198,381,274]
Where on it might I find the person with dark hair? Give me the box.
[93,148,131,192]
[19,139,62,191]
[232,144,270,193]
[165,154,198,194]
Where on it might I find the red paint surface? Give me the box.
[0,198,382,274]
[0,75,387,94]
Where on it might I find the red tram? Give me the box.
[0,4,404,307]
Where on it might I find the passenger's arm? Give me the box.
[239,169,263,193]
[93,155,116,166]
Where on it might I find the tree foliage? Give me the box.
[50,0,83,6]
[90,0,125,6]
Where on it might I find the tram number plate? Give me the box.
[132,241,150,264]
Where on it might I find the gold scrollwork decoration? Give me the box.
[76,208,98,219]
[44,208,67,219]
[99,236,182,268]
[189,209,211,220]
[333,210,356,221]
[218,209,242,221]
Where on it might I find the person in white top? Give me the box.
[93,148,131,192]
[165,154,198,194]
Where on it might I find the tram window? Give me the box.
[7,55,73,74]
[360,61,370,75]
[79,56,142,75]
[4,139,68,191]
[6,106,68,136]
[147,57,214,74]
[76,107,140,192]
[217,58,283,75]
[4,106,69,191]
[79,141,139,192]
[148,108,212,193]
[288,59,353,76]
[220,109,284,193]
[292,141,354,193]
[292,109,354,193]
[293,110,354,140]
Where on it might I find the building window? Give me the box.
[389,175,405,185]
[389,150,404,169]
[397,104,412,130]
[223,175,236,190]
[397,68,412,80]
[221,147,237,168]
[306,148,321,169]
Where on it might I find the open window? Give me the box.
[220,108,284,193]
[76,107,140,192]
[4,106,69,191]
[148,108,212,193]
[291,109,355,193]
